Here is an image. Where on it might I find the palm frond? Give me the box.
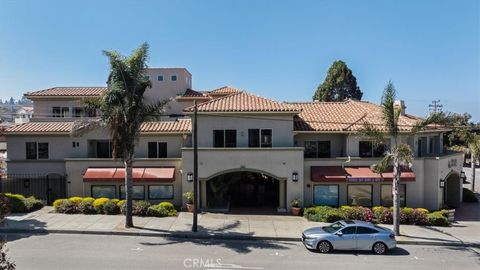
[381,81,399,137]
[371,153,393,173]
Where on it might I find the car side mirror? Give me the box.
[336,232,343,236]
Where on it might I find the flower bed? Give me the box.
[304,205,449,227]
[53,197,177,217]
[1,193,45,213]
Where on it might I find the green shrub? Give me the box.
[373,207,393,224]
[78,199,96,214]
[103,200,120,215]
[56,200,78,214]
[303,206,343,222]
[410,208,428,225]
[23,196,44,212]
[111,199,120,205]
[427,212,449,226]
[53,198,67,209]
[117,200,126,208]
[147,204,177,217]
[93,198,110,214]
[342,206,374,222]
[462,188,478,203]
[68,196,83,205]
[4,193,27,213]
[438,209,449,218]
[120,201,151,216]
[146,205,170,217]
[159,202,175,212]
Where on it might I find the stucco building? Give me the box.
[3,67,464,211]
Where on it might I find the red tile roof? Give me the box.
[5,119,191,134]
[208,86,242,96]
[176,89,211,100]
[25,87,107,97]
[184,92,301,113]
[291,100,421,132]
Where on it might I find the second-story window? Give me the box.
[248,129,272,148]
[26,142,49,160]
[148,142,167,158]
[359,141,385,158]
[213,130,237,148]
[304,141,331,158]
[96,141,112,158]
[171,75,177,81]
[52,107,69,117]
[73,107,84,117]
[157,75,163,81]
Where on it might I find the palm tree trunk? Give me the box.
[393,156,401,236]
[471,154,476,193]
[124,158,134,228]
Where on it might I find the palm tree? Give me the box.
[360,81,412,236]
[79,43,165,228]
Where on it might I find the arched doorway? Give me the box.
[445,172,461,208]
[205,170,282,212]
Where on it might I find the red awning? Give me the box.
[311,166,415,182]
[83,167,175,182]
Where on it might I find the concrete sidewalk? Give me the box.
[1,206,479,247]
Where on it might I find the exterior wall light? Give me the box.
[439,178,445,188]
[187,172,193,182]
[460,171,468,183]
[292,172,299,182]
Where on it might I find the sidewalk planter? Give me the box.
[447,209,455,222]
[290,199,301,216]
[183,192,194,213]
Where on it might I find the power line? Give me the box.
[429,100,443,114]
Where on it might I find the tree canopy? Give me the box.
[313,60,363,101]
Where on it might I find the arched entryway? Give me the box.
[445,172,461,208]
[203,170,285,212]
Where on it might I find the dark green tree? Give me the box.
[313,60,363,101]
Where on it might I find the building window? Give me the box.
[313,185,339,206]
[95,141,112,158]
[25,142,48,160]
[347,185,373,206]
[148,185,174,200]
[148,142,167,158]
[91,185,116,199]
[380,184,406,207]
[52,107,70,117]
[171,75,177,81]
[157,75,163,81]
[248,129,272,148]
[304,141,331,158]
[213,130,236,148]
[120,185,145,200]
[359,141,385,157]
[73,107,84,117]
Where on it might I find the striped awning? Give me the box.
[83,167,175,182]
[311,166,415,182]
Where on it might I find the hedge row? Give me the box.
[304,205,450,227]
[53,197,177,217]
[2,193,44,213]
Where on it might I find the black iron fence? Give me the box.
[1,173,66,204]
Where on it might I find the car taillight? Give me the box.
[389,233,395,239]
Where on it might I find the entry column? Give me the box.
[278,180,286,210]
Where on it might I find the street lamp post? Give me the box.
[192,101,198,232]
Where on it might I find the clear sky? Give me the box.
[1,0,479,120]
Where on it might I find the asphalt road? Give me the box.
[3,233,479,270]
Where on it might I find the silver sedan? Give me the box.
[302,220,396,254]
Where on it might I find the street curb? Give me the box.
[1,228,479,248]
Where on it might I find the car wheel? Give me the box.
[372,242,387,255]
[317,241,332,253]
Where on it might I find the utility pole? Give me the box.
[428,100,443,114]
[192,100,198,232]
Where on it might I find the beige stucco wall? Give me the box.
[31,98,86,118]
[196,114,295,147]
[181,147,304,210]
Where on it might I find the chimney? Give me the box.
[394,100,406,115]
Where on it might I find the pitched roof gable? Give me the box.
[25,87,107,97]
[184,91,301,113]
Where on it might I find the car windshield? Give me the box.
[323,221,345,233]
